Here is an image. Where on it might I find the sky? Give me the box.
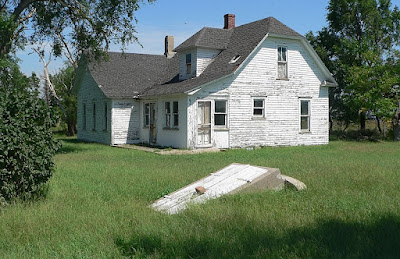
[16,0,400,76]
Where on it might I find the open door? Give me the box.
[197,101,211,146]
[149,103,157,145]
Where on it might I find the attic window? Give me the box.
[229,55,241,64]
[186,54,192,75]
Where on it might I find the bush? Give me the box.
[0,58,60,202]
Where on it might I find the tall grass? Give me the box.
[1,138,399,257]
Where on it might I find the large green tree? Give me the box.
[307,0,400,139]
[0,0,154,58]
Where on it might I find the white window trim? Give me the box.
[252,97,266,119]
[143,102,150,128]
[172,101,179,128]
[299,98,311,133]
[164,101,171,128]
[277,46,288,80]
[214,99,228,129]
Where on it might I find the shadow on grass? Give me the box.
[115,214,400,258]
[56,138,91,154]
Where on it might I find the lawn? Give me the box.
[1,138,399,258]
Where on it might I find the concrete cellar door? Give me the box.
[197,101,211,146]
[149,103,157,144]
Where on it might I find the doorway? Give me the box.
[197,101,211,146]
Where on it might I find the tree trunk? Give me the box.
[360,111,366,131]
[393,106,400,141]
[376,117,382,133]
[67,122,76,136]
[329,116,333,131]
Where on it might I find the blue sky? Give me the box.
[16,0,400,75]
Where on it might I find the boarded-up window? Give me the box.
[186,54,192,75]
[144,103,150,127]
[92,102,96,131]
[173,101,179,127]
[83,103,87,130]
[278,47,287,79]
[300,100,310,131]
[165,102,171,127]
[253,99,265,117]
[214,100,227,126]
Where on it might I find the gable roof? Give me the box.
[141,17,305,97]
[87,52,178,98]
[81,17,335,99]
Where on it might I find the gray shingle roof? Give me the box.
[88,52,178,98]
[86,17,304,98]
[174,27,233,51]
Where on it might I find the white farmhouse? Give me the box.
[74,14,337,149]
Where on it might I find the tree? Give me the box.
[0,57,60,202]
[0,0,154,58]
[51,66,77,136]
[308,0,400,139]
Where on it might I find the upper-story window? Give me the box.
[277,46,288,79]
[186,54,192,75]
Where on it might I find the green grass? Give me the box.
[1,138,400,258]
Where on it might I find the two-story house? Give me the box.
[74,14,337,149]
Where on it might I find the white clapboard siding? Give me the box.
[188,36,330,148]
[196,48,221,77]
[77,69,111,144]
[111,100,140,145]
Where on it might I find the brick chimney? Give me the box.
[224,14,235,29]
[164,35,176,58]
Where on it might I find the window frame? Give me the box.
[164,101,179,129]
[165,101,171,128]
[143,102,150,128]
[83,103,87,130]
[252,98,265,118]
[277,46,288,79]
[186,53,192,75]
[92,102,96,131]
[300,99,311,132]
[104,102,108,131]
[172,101,179,128]
[214,100,228,128]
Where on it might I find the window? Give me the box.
[164,101,179,128]
[144,103,150,127]
[173,101,179,127]
[300,100,310,131]
[278,46,288,79]
[92,102,96,131]
[214,100,227,127]
[104,102,108,131]
[253,99,265,117]
[165,102,171,127]
[186,53,192,75]
[83,103,87,130]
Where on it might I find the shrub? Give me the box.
[0,58,60,202]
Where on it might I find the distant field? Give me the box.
[1,138,399,258]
